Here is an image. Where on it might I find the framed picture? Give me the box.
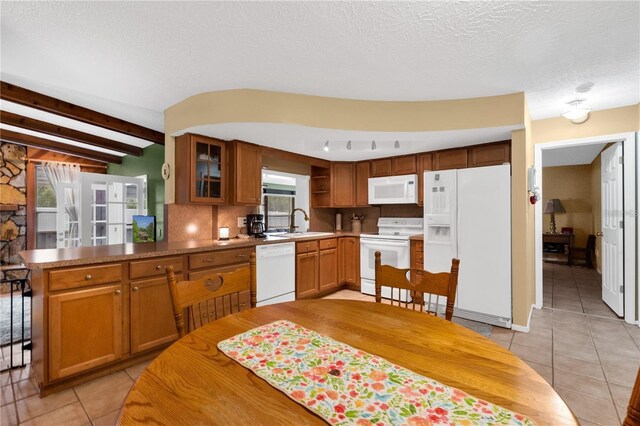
[132,215,156,243]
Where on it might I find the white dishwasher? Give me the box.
[256,242,296,307]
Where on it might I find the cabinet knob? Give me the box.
[115,290,121,295]
[85,274,92,280]
[156,265,162,270]
[132,286,139,292]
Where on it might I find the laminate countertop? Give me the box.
[18,232,363,270]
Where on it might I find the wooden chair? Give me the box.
[166,253,257,337]
[624,367,640,425]
[374,251,460,321]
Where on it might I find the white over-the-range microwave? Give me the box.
[368,174,418,204]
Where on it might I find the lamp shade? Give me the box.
[544,199,566,214]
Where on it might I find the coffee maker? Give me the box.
[246,214,266,238]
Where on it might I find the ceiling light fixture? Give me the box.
[561,99,591,124]
[347,140,352,150]
[323,141,329,151]
[394,140,400,149]
[371,140,376,150]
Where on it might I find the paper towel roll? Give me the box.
[335,212,342,230]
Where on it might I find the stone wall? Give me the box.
[1,143,27,265]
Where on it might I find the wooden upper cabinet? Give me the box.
[468,141,511,168]
[331,162,355,207]
[310,166,331,208]
[371,158,392,177]
[371,155,417,177]
[392,155,417,175]
[417,153,433,206]
[229,141,262,205]
[433,148,468,171]
[175,133,227,204]
[355,161,370,207]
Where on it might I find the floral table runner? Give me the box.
[217,320,535,425]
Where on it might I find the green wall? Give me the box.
[108,144,165,241]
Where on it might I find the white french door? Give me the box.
[601,142,624,316]
[55,183,81,248]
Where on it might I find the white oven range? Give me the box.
[360,217,423,301]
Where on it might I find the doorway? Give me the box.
[534,132,637,325]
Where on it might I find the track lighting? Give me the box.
[323,141,329,152]
[394,140,400,149]
[347,140,351,150]
[371,140,376,150]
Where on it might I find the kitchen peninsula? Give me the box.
[20,232,361,396]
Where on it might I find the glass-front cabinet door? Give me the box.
[190,136,226,203]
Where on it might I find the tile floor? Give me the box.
[1,360,151,426]
[1,266,637,425]
[488,263,639,426]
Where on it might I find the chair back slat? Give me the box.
[166,253,256,337]
[374,251,460,321]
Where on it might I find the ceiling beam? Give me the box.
[0,128,122,164]
[0,81,164,145]
[0,110,143,156]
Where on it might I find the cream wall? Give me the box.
[542,165,594,246]
[532,104,639,145]
[163,87,637,329]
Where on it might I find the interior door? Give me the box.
[601,142,624,316]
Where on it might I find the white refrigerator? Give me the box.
[423,164,512,327]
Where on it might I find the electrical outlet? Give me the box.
[238,217,247,227]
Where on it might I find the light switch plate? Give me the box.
[238,217,246,227]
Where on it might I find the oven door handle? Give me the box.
[361,241,409,248]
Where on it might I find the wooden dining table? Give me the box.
[118,300,576,425]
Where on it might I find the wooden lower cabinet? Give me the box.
[319,248,338,290]
[297,237,359,298]
[296,252,318,298]
[48,284,123,381]
[343,237,360,286]
[130,276,180,354]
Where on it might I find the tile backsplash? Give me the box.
[166,203,423,241]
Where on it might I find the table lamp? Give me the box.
[544,198,565,234]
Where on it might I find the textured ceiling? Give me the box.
[1,1,638,134]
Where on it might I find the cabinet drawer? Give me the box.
[188,264,249,281]
[130,256,183,280]
[296,240,319,254]
[49,264,122,292]
[189,248,253,270]
[319,238,338,250]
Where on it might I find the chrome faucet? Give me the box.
[289,208,310,233]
